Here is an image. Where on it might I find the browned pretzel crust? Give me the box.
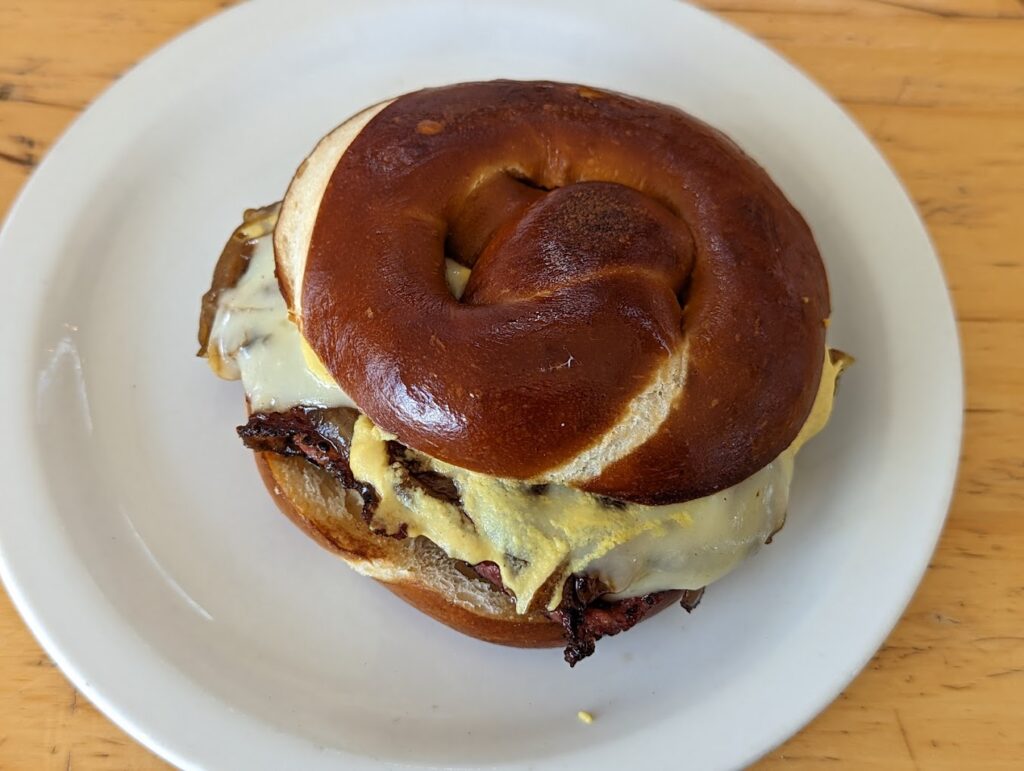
[301,81,829,504]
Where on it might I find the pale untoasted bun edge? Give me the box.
[274,101,392,315]
[254,451,566,648]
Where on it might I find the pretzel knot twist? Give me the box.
[295,81,829,505]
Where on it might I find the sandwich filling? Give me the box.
[208,227,846,614]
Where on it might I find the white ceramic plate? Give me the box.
[0,1,961,769]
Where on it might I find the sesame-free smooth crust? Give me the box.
[302,81,829,504]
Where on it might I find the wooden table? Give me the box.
[1,1,1021,768]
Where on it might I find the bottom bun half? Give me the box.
[255,452,567,648]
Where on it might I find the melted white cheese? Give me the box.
[445,259,472,299]
[207,236,355,411]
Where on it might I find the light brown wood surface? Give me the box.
[1,1,1021,768]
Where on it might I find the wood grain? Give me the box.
[1,1,1021,768]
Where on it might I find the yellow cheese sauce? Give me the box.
[350,350,846,612]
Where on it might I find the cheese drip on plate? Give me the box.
[209,231,847,613]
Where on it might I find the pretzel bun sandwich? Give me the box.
[198,81,849,665]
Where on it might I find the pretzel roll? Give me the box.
[278,81,828,505]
